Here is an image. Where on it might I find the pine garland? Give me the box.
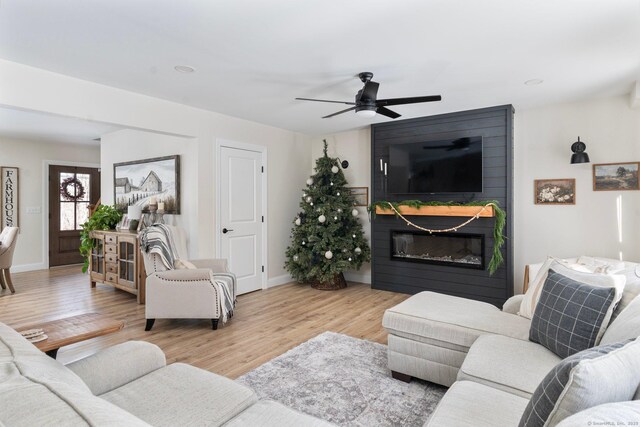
[369,200,506,275]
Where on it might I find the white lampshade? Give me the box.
[356,109,376,118]
[128,205,142,220]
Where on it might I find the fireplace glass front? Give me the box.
[391,231,485,270]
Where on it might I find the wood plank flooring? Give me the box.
[0,266,408,378]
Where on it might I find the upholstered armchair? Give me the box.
[0,227,19,294]
[140,226,236,331]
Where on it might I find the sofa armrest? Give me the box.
[66,341,166,396]
[189,258,229,273]
[502,294,524,314]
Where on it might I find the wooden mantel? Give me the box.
[375,205,495,218]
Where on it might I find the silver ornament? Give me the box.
[348,257,352,262]
[302,241,306,245]
[337,192,341,196]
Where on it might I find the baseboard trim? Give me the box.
[12,262,48,273]
[266,274,293,288]
[344,271,371,285]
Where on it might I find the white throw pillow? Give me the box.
[518,257,626,319]
[577,255,626,274]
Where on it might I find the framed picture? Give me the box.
[593,162,639,191]
[348,187,369,206]
[114,155,180,214]
[116,214,129,231]
[534,179,576,205]
[1,166,19,228]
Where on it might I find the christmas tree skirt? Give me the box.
[237,331,446,426]
[311,273,347,290]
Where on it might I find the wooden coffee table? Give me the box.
[16,313,124,358]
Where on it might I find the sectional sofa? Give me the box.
[383,259,640,426]
[0,322,333,426]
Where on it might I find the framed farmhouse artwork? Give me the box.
[1,166,19,228]
[347,187,369,207]
[113,155,181,214]
[593,162,639,191]
[534,179,576,205]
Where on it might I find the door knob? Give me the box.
[222,228,234,234]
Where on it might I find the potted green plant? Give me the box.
[79,205,123,273]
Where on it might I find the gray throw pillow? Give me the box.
[519,339,640,427]
[529,269,616,358]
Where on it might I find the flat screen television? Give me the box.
[387,137,483,194]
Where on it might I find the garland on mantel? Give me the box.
[368,200,506,275]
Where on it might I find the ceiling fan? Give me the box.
[295,72,441,119]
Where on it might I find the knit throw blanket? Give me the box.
[139,224,236,323]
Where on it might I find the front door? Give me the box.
[49,165,100,267]
[219,146,264,295]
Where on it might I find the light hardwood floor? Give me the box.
[0,266,408,379]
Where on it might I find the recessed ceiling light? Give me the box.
[174,65,195,73]
[524,79,543,86]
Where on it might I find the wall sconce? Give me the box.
[570,137,590,164]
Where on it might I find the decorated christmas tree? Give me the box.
[285,140,371,290]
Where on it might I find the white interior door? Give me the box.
[219,146,264,295]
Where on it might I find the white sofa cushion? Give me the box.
[601,294,640,345]
[458,335,561,398]
[223,400,335,427]
[102,363,258,427]
[383,292,531,352]
[425,381,529,427]
[520,339,640,427]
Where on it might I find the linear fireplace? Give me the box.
[391,231,485,270]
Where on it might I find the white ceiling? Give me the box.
[0,107,121,145]
[0,0,639,135]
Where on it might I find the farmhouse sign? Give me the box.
[1,167,19,228]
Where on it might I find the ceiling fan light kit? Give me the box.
[296,72,442,119]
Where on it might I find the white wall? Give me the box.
[514,95,640,292]
[310,129,372,283]
[0,59,311,282]
[0,137,100,271]
[317,95,640,294]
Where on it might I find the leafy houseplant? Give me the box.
[79,205,123,273]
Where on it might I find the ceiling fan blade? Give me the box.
[358,81,380,102]
[376,106,401,119]
[376,95,442,106]
[295,97,356,105]
[322,106,357,119]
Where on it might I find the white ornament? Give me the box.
[295,218,301,226]
[302,192,307,197]
[306,178,313,186]
[352,208,359,217]
[352,234,356,238]
[355,247,362,255]
[310,202,314,206]
[302,241,306,245]
[337,192,341,196]
[293,255,299,262]
[325,250,333,259]
[342,249,347,253]
[337,208,342,213]
[330,182,334,186]
[331,166,339,173]
[306,196,312,203]
[334,216,338,220]
[348,257,352,262]
[318,215,326,223]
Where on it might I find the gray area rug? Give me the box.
[237,331,446,426]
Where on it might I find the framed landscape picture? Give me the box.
[593,162,639,191]
[113,155,180,214]
[347,187,369,206]
[534,179,576,205]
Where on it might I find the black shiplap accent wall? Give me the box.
[371,105,514,306]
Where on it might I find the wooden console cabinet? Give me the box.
[89,230,146,304]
